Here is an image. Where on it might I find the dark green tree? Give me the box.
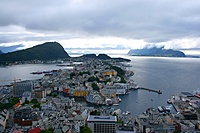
[32,103,41,110]
[90,110,100,115]
[88,76,98,82]
[39,129,52,133]
[80,126,92,133]
[31,99,38,104]
[92,83,100,91]
[70,72,75,79]
[24,100,30,104]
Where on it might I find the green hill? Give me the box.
[0,42,70,64]
[80,53,130,62]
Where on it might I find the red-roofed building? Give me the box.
[12,130,23,133]
[13,102,21,109]
[28,127,41,133]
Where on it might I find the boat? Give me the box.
[125,111,131,115]
[122,111,131,115]
[164,106,171,112]
[42,70,51,74]
[167,99,172,104]
[117,97,122,102]
[30,71,43,74]
[157,106,164,112]
[113,104,119,106]
[195,94,200,98]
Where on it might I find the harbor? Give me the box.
[1,56,200,132]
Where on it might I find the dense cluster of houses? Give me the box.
[0,58,135,133]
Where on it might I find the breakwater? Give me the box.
[138,87,162,94]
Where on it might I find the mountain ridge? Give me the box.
[0,42,70,64]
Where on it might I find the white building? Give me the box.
[87,115,117,133]
[0,110,9,131]
[105,83,129,95]
[21,91,32,103]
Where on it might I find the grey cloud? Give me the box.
[0,0,200,44]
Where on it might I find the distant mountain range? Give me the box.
[0,42,70,64]
[128,47,186,57]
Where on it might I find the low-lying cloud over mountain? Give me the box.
[0,44,24,53]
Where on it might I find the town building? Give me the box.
[87,115,117,133]
[14,81,33,97]
[14,107,38,126]
[0,109,9,131]
[21,91,32,103]
[101,70,117,77]
[34,88,47,98]
[105,83,129,95]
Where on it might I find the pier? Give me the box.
[139,87,162,94]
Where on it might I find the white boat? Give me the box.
[122,111,131,115]
[126,91,131,94]
[113,104,119,106]
[158,106,164,112]
[118,97,122,102]
[164,106,171,112]
[125,111,131,115]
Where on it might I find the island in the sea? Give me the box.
[128,46,186,57]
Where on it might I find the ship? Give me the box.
[122,111,131,115]
[157,106,164,112]
[30,71,43,74]
[118,97,122,102]
[193,88,200,98]
[195,93,200,98]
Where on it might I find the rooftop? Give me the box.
[181,92,194,97]
[87,115,117,122]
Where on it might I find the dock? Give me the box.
[139,87,162,94]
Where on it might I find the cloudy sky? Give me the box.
[1,0,200,55]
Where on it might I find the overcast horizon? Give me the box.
[1,0,200,55]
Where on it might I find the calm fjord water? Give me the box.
[1,55,200,116]
[116,56,200,115]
